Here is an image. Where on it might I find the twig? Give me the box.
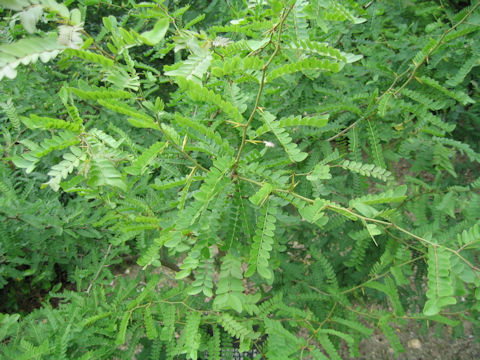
[329,3,480,142]
[327,111,376,142]
[87,243,112,295]
[237,174,480,273]
[159,125,208,172]
[327,119,360,142]
[394,2,480,95]
[231,4,295,176]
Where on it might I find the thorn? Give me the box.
[226,120,247,128]
[182,135,188,151]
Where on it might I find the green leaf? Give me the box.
[88,157,126,191]
[341,160,392,181]
[419,76,474,105]
[174,112,233,155]
[261,111,308,162]
[265,318,303,359]
[424,245,456,316]
[115,312,130,345]
[365,277,404,316]
[127,117,160,130]
[245,200,277,280]
[67,86,132,100]
[410,314,460,327]
[97,99,155,126]
[79,312,112,328]
[318,0,366,24]
[249,183,273,206]
[213,254,245,313]
[317,329,354,345]
[267,57,340,82]
[177,157,233,228]
[12,154,39,174]
[189,258,214,297]
[378,316,404,354]
[164,50,212,83]
[366,119,386,168]
[353,203,379,218]
[0,314,20,342]
[378,93,392,117]
[43,149,86,191]
[0,34,66,80]
[179,312,201,359]
[124,141,166,176]
[307,164,332,181]
[144,307,158,340]
[159,304,176,342]
[1,0,30,11]
[436,191,456,219]
[219,314,258,342]
[140,18,169,45]
[331,317,373,336]
[69,8,82,25]
[349,185,407,207]
[64,49,114,67]
[288,40,345,61]
[457,222,480,248]
[150,175,204,191]
[175,79,244,123]
[254,114,329,138]
[317,334,341,360]
[299,198,327,224]
[402,88,446,110]
[20,5,43,33]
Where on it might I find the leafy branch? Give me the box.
[231,3,295,175]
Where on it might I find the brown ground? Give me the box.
[340,318,480,360]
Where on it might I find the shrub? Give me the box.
[1,0,479,359]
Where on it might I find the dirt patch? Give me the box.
[0,263,75,314]
[340,318,480,360]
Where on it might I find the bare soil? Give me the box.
[340,318,480,360]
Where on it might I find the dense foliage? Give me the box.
[1,0,480,359]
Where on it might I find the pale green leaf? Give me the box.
[140,18,169,45]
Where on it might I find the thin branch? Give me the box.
[329,4,480,142]
[158,125,208,172]
[237,174,480,273]
[327,119,360,142]
[394,2,480,95]
[87,243,112,295]
[231,4,295,176]
[341,255,424,295]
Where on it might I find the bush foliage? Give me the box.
[1,0,480,359]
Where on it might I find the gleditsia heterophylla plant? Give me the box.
[1,0,480,359]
